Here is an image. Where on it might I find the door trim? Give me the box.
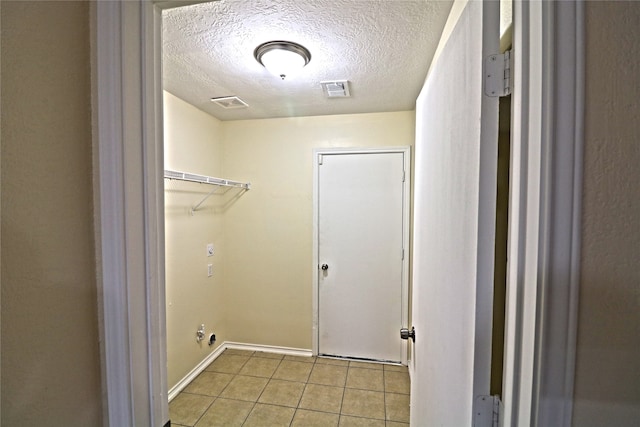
[502,1,584,426]
[312,147,411,365]
[92,1,169,425]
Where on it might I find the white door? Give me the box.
[317,150,408,363]
[411,1,500,425]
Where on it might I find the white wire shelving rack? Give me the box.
[164,169,251,214]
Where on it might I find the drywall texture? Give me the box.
[0,1,102,424]
[162,0,453,120]
[573,2,640,426]
[221,112,414,349]
[164,92,227,389]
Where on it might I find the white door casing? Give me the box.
[502,2,585,425]
[317,151,406,362]
[313,148,411,365]
[411,1,499,425]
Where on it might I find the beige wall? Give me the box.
[0,1,102,425]
[220,112,414,349]
[163,108,414,386]
[164,92,228,388]
[573,2,640,426]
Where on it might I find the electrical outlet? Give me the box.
[207,264,213,277]
[206,243,214,257]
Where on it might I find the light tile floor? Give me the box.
[169,349,410,426]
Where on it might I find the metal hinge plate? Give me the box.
[484,50,511,97]
[473,395,503,427]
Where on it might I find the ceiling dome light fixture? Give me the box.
[254,40,311,80]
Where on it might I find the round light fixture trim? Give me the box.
[254,41,311,80]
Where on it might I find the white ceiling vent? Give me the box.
[321,80,351,98]
[211,96,249,109]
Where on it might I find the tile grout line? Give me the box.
[233,353,251,426]
[191,352,253,427]
[172,350,409,426]
[383,369,388,424]
[289,356,317,427]
[337,363,348,423]
[241,352,286,426]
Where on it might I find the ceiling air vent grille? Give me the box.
[211,96,249,109]
[321,80,351,98]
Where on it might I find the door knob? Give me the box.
[321,264,329,270]
[400,327,415,342]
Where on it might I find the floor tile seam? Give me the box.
[240,356,283,377]
[274,359,315,382]
[250,358,281,407]
[293,381,307,411]
[298,382,345,414]
[383,377,410,394]
[252,400,310,411]
[346,368,384,388]
[239,400,258,427]
[344,384,385,392]
[337,382,347,418]
[384,390,410,395]
[260,378,306,406]
[338,413,389,422]
[236,354,251,372]
[383,392,411,423]
[252,353,285,360]
[190,395,217,427]
[295,405,343,416]
[348,364,385,371]
[179,389,223,398]
[268,377,307,385]
[284,356,317,364]
[382,365,408,371]
[233,371,279,380]
[237,356,284,380]
[383,383,388,423]
[306,379,347,387]
[316,365,348,386]
[240,401,298,427]
[272,373,312,383]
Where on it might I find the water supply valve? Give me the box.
[196,324,206,343]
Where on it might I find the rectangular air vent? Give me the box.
[321,80,351,98]
[211,96,249,109]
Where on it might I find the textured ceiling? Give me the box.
[162,0,453,121]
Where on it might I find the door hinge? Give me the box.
[402,170,406,182]
[402,249,405,260]
[473,395,503,427]
[484,50,511,97]
[318,154,323,165]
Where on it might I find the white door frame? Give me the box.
[92,1,166,425]
[92,1,583,425]
[502,1,584,426]
[312,147,411,365]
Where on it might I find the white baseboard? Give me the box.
[224,342,313,358]
[167,344,227,402]
[167,342,312,402]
